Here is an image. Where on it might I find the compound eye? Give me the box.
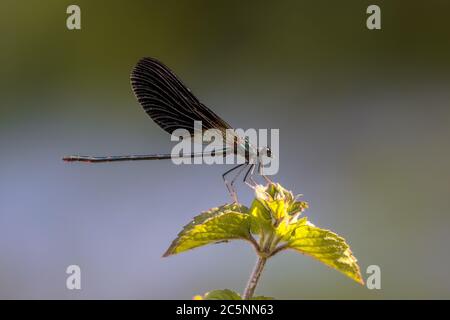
[266,148,272,157]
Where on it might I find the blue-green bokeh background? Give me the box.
[1,1,449,298]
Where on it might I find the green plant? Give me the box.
[164,183,363,299]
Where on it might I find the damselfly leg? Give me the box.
[259,163,273,184]
[243,164,256,188]
[222,163,247,203]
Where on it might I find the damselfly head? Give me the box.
[258,146,272,158]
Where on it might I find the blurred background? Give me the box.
[1,0,449,299]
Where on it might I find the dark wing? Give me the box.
[130,57,232,136]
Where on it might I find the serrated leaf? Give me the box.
[248,198,273,234]
[163,204,251,256]
[287,223,364,285]
[276,216,308,240]
[267,199,287,220]
[288,200,308,215]
[251,184,307,234]
[203,289,242,300]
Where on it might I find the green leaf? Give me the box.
[287,223,364,285]
[250,184,308,235]
[288,200,308,216]
[163,203,251,256]
[267,199,287,220]
[203,289,242,300]
[276,216,308,241]
[249,198,273,234]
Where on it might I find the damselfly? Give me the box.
[63,57,273,202]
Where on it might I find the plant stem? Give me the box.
[243,256,267,299]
